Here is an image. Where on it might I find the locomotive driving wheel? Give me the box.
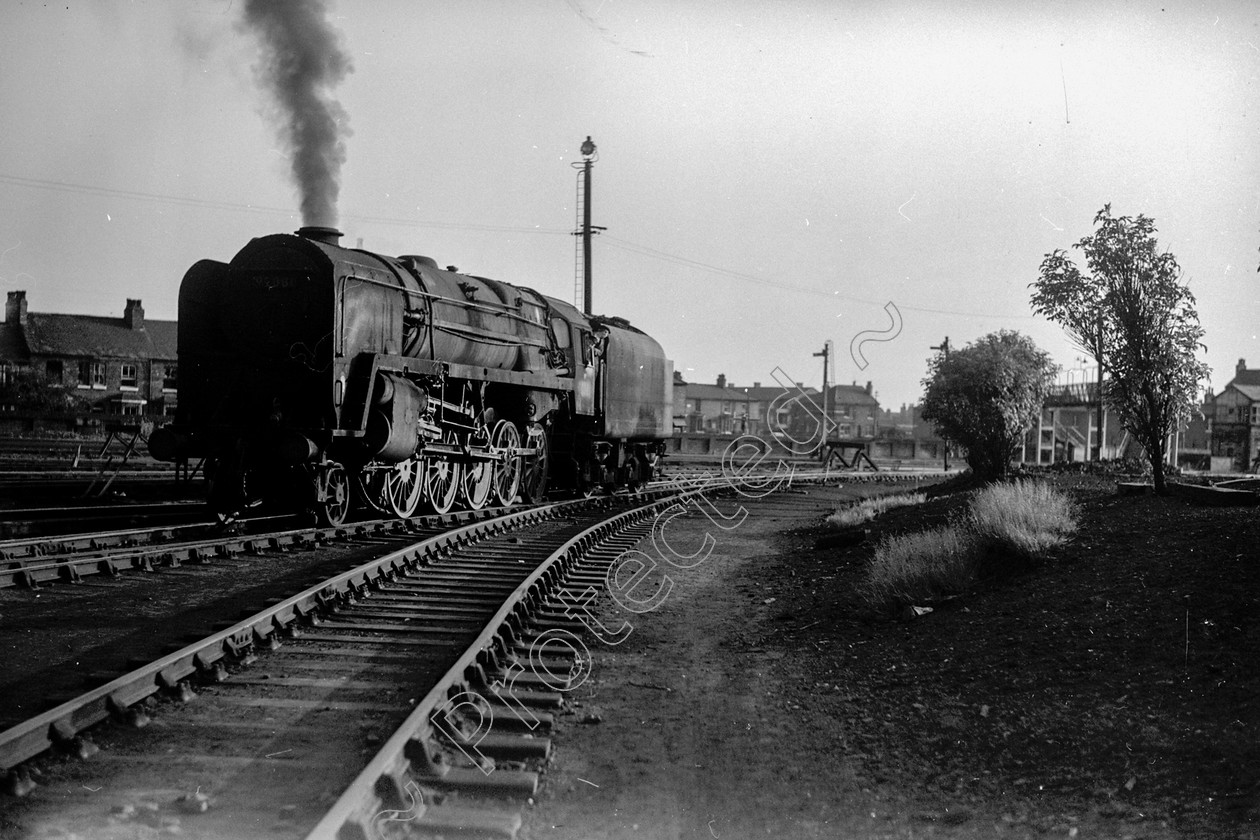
[490,420,522,506]
[520,422,549,503]
[316,463,351,527]
[460,431,493,511]
[382,458,424,518]
[424,432,461,515]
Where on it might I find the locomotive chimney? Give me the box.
[296,226,343,246]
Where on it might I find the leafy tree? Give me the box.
[1035,206,1209,493]
[1031,251,1113,460]
[920,330,1057,482]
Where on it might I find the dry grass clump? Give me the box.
[969,480,1078,559]
[826,492,927,529]
[861,526,981,608]
[859,480,1078,611]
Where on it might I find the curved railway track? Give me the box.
[0,466,942,838]
[0,481,746,839]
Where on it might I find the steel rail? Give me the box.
[303,484,714,840]
[0,500,568,778]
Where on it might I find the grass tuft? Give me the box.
[861,526,981,608]
[858,481,1078,611]
[826,492,927,529]
[969,480,1078,560]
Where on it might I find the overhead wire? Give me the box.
[602,235,1037,320]
[0,171,1036,321]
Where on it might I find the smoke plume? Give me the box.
[241,0,353,228]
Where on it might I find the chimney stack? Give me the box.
[716,373,726,388]
[1238,358,1248,378]
[6,291,27,325]
[866,381,872,395]
[297,226,343,246]
[124,299,144,330]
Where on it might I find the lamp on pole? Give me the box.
[573,136,603,315]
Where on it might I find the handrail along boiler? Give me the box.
[149,227,674,525]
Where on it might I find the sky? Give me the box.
[1,0,1257,410]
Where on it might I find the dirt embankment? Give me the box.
[522,477,1260,840]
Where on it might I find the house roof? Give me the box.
[733,385,820,401]
[1228,367,1260,389]
[685,383,750,401]
[19,313,177,361]
[1230,383,1260,402]
[829,384,880,407]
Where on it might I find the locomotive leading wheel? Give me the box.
[383,458,424,518]
[520,423,549,504]
[424,433,461,515]
[316,463,351,527]
[491,420,522,506]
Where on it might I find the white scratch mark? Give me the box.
[897,193,916,222]
[708,819,720,838]
[1040,214,1064,231]
[577,777,600,788]
[0,241,19,262]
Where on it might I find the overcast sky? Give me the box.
[1,0,1256,409]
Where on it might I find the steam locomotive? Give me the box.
[149,227,674,525]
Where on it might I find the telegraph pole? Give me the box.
[930,336,951,470]
[813,340,832,445]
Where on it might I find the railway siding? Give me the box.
[0,486,733,838]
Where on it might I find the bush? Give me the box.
[858,481,1079,611]
[825,492,926,529]
[861,526,981,608]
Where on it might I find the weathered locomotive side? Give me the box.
[150,227,672,524]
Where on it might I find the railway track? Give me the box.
[0,501,210,542]
[0,466,943,838]
[0,465,934,588]
[0,505,486,589]
[0,481,742,839]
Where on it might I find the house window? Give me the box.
[120,401,144,416]
[0,363,12,387]
[46,360,63,382]
[78,360,105,389]
[162,365,177,392]
[121,363,138,390]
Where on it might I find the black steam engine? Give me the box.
[149,227,674,525]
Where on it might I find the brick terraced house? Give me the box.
[0,290,178,420]
[1210,358,1260,472]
